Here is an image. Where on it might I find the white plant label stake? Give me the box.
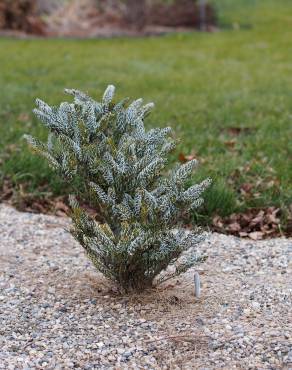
[194,272,201,298]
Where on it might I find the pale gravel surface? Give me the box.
[0,204,291,369]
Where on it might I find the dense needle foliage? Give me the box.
[25,85,211,292]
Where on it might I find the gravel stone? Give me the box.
[0,205,291,369]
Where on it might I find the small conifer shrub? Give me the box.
[25,85,211,293]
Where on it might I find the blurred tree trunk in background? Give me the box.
[124,0,146,30]
[199,0,207,30]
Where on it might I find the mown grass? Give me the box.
[0,0,291,225]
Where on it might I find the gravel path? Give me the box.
[0,204,291,369]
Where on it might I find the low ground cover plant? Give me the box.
[25,85,211,292]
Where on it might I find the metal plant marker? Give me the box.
[199,0,207,31]
[194,272,201,298]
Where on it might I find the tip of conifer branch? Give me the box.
[69,195,79,209]
[103,85,116,105]
[23,134,31,142]
[64,88,73,95]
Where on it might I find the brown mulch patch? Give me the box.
[0,179,69,217]
[1,178,291,239]
[212,207,292,240]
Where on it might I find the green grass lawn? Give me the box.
[0,0,291,228]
